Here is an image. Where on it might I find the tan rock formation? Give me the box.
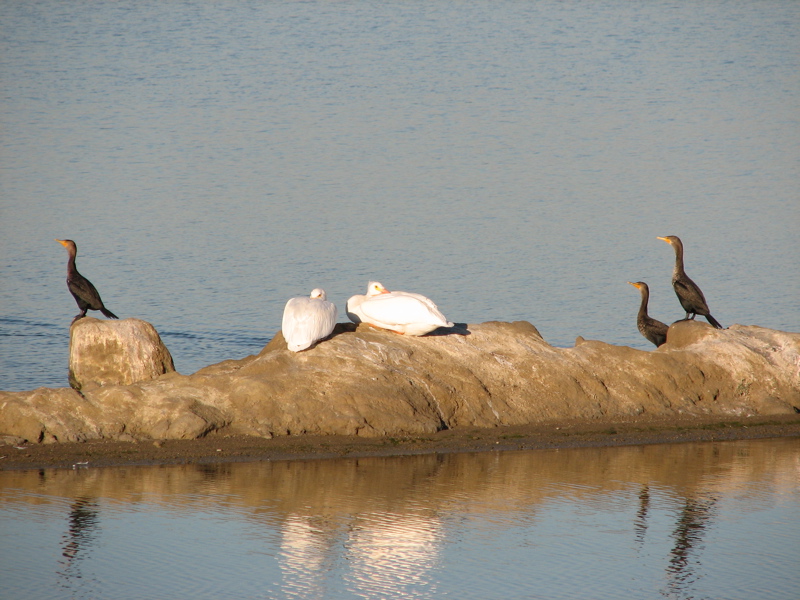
[1,320,798,444]
[68,317,175,391]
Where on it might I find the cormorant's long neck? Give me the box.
[66,251,78,277]
[672,242,685,278]
[638,287,650,319]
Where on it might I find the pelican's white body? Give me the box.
[282,289,338,352]
[346,281,453,336]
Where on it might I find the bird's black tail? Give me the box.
[705,314,723,329]
[101,307,119,319]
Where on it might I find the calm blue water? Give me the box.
[1,0,798,391]
[1,438,799,599]
[2,6,798,598]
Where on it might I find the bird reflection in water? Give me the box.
[278,511,443,599]
[634,484,651,547]
[279,514,339,599]
[345,512,443,599]
[665,495,717,597]
[58,497,101,587]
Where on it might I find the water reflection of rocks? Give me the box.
[2,439,796,599]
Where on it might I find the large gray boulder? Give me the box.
[0,320,798,444]
[68,317,175,391]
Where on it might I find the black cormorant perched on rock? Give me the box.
[627,281,669,347]
[56,239,118,324]
[657,235,722,329]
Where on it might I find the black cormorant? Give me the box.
[56,239,118,324]
[657,235,722,329]
[627,281,669,347]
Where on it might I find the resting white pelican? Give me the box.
[281,288,338,352]
[346,281,453,336]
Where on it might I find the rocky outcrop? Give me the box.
[68,318,175,391]
[1,320,798,444]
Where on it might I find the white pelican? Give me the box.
[281,288,338,352]
[346,281,453,336]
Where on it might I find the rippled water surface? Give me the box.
[1,438,799,599]
[1,0,799,390]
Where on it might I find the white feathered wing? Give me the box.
[346,281,452,336]
[282,289,338,352]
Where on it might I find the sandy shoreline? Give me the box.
[2,414,798,471]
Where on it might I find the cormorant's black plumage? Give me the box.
[658,235,722,329]
[56,239,118,324]
[628,281,669,347]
